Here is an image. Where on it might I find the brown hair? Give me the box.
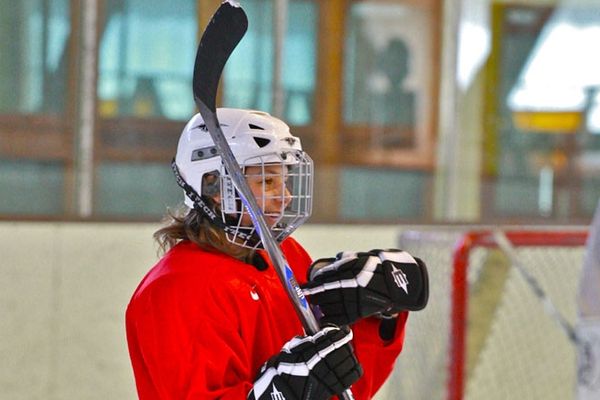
[153,204,253,262]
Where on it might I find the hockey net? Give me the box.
[376,228,588,400]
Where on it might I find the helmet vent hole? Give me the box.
[253,137,271,148]
[248,123,265,130]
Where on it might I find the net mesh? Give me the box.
[375,228,587,400]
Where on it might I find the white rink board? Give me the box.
[3,222,585,399]
[0,221,401,400]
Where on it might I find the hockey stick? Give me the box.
[193,2,354,399]
[492,230,581,345]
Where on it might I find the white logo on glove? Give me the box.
[391,265,409,294]
[270,384,286,400]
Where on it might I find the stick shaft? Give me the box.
[194,4,354,398]
[199,103,353,400]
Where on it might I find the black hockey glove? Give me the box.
[302,249,429,326]
[247,326,362,400]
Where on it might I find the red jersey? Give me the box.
[126,237,408,399]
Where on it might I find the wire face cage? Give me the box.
[220,150,313,249]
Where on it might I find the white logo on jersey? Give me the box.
[250,286,260,301]
[391,265,409,294]
[270,384,286,400]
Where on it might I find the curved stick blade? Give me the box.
[193,1,248,112]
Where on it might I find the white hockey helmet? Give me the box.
[173,108,313,248]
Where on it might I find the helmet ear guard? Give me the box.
[201,171,221,197]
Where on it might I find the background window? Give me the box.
[97,0,197,120]
[0,0,71,217]
[223,0,317,126]
[485,4,600,220]
[343,1,434,152]
[335,0,438,223]
[0,0,70,115]
[94,0,198,218]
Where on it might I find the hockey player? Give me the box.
[125,108,429,400]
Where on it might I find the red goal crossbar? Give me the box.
[447,230,589,400]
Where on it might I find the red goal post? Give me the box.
[378,228,589,400]
[449,230,588,400]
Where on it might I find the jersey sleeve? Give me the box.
[126,274,253,399]
[350,312,409,399]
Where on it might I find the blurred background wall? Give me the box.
[2,0,600,224]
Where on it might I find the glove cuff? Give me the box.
[413,257,429,311]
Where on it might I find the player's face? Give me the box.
[241,164,292,227]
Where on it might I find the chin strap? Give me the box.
[171,158,261,247]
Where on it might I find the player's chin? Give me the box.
[238,213,280,228]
